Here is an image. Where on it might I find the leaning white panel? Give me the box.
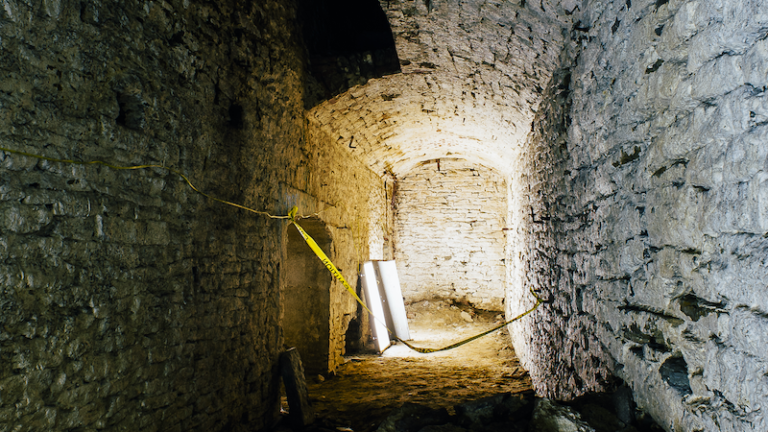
[376,260,411,341]
[362,261,391,352]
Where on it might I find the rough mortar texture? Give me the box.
[509,1,768,431]
[394,159,507,310]
[0,1,385,431]
[507,61,617,402]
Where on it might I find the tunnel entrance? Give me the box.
[283,219,333,375]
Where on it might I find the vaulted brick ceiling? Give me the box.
[308,0,578,177]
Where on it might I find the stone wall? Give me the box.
[507,60,617,401]
[394,158,507,310]
[0,1,384,431]
[301,121,389,372]
[509,0,768,431]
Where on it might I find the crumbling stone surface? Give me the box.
[509,0,768,431]
[375,403,451,432]
[507,60,616,401]
[394,159,507,310]
[454,392,531,429]
[0,0,386,431]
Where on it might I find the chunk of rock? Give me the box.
[376,402,450,432]
[529,398,595,432]
[279,348,315,427]
[455,392,533,429]
[460,311,473,323]
[566,390,632,432]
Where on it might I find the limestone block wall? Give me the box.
[395,159,507,311]
[301,122,389,373]
[0,1,384,431]
[507,62,616,401]
[509,0,768,431]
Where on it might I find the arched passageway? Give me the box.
[301,1,768,431]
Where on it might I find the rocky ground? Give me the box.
[272,300,663,432]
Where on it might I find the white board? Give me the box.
[376,260,411,341]
[362,261,390,352]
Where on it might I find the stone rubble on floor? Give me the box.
[372,390,664,432]
[278,387,664,432]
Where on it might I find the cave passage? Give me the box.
[1,0,766,431]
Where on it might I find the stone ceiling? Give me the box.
[307,0,578,177]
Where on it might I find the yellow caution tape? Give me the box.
[289,207,368,309]
[0,146,321,220]
[289,208,543,354]
[0,146,542,354]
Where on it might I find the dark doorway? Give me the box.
[283,219,333,375]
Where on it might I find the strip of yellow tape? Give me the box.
[0,145,541,354]
[0,145,307,220]
[289,208,543,354]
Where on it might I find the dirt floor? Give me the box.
[286,299,534,432]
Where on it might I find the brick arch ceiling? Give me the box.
[307,0,578,177]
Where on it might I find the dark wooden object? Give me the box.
[280,348,315,427]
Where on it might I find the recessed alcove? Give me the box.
[282,219,333,375]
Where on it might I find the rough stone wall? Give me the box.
[394,159,507,310]
[509,0,768,431]
[0,1,384,431]
[507,60,617,401]
[301,122,389,372]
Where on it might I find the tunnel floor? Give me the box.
[281,301,533,432]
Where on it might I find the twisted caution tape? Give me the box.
[288,207,543,354]
[0,146,543,353]
[0,145,321,220]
